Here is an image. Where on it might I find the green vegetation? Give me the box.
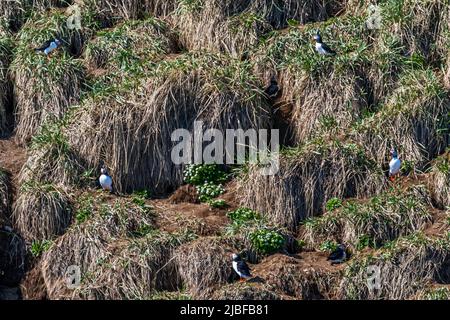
[75,196,94,224]
[325,198,343,212]
[227,207,260,226]
[184,164,228,202]
[249,228,285,255]
[207,199,228,209]
[31,239,53,257]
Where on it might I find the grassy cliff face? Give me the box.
[0,0,449,300]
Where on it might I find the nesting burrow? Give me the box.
[301,184,435,251]
[237,140,386,232]
[66,53,271,194]
[429,151,450,208]
[175,0,342,58]
[0,30,12,136]
[339,233,450,299]
[11,10,86,146]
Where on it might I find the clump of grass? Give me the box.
[174,236,246,298]
[301,185,433,251]
[340,233,450,299]
[238,139,385,231]
[11,11,85,145]
[12,181,72,242]
[350,68,449,170]
[0,32,12,135]
[429,150,450,208]
[421,287,450,300]
[30,239,53,258]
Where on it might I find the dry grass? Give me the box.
[175,0,342,57]
[84,0,178,23]
[67,53,270,194]
[12,181,71,241]
[174,236,246,298]
[11,10,85,145]
[340,233,450,299]
[301,184,434,250]
[40,194,161,299]
[237,140,386,231]
[85,18,176,72]
[429,151,450,208]
[252,253,341,300]
[75,231,193,299]
[350,68,449,170]
[0,32,11,136]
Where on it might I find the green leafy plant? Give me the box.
[250,229,285,255]
[356,234,377,250]
[30,240,53,257]
[75,196,94,224]
[183,164,228,186]
[227,207,260,225]
[325,198,343,212]
[196,182,224,202]
[319,240,339,253]
[208,199,228,209]
[129,223,154,238]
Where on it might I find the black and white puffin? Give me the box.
[313,30,336,56]
[327,244,347,265]
[265,76,280,99]
[232,253,252,282]
[35,38,63,56]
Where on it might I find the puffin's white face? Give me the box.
[231,253,239,260]
[101,167,107,174]
[313,34,321,42]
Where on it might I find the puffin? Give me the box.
[313,30,336,56]
[327,244,347,265]
[35,38,62,56]
[265,76,280,100]
[99,165,113,193]
[232,253,252,282]
[389,148,401,182]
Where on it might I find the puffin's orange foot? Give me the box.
[239,278,245,283]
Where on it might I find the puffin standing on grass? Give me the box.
[389,148,401,182]
[313,30,336,56]
[232,254,252,282]
[35,38,63,57]
[327,244,347,265]
[99,165,113,193]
